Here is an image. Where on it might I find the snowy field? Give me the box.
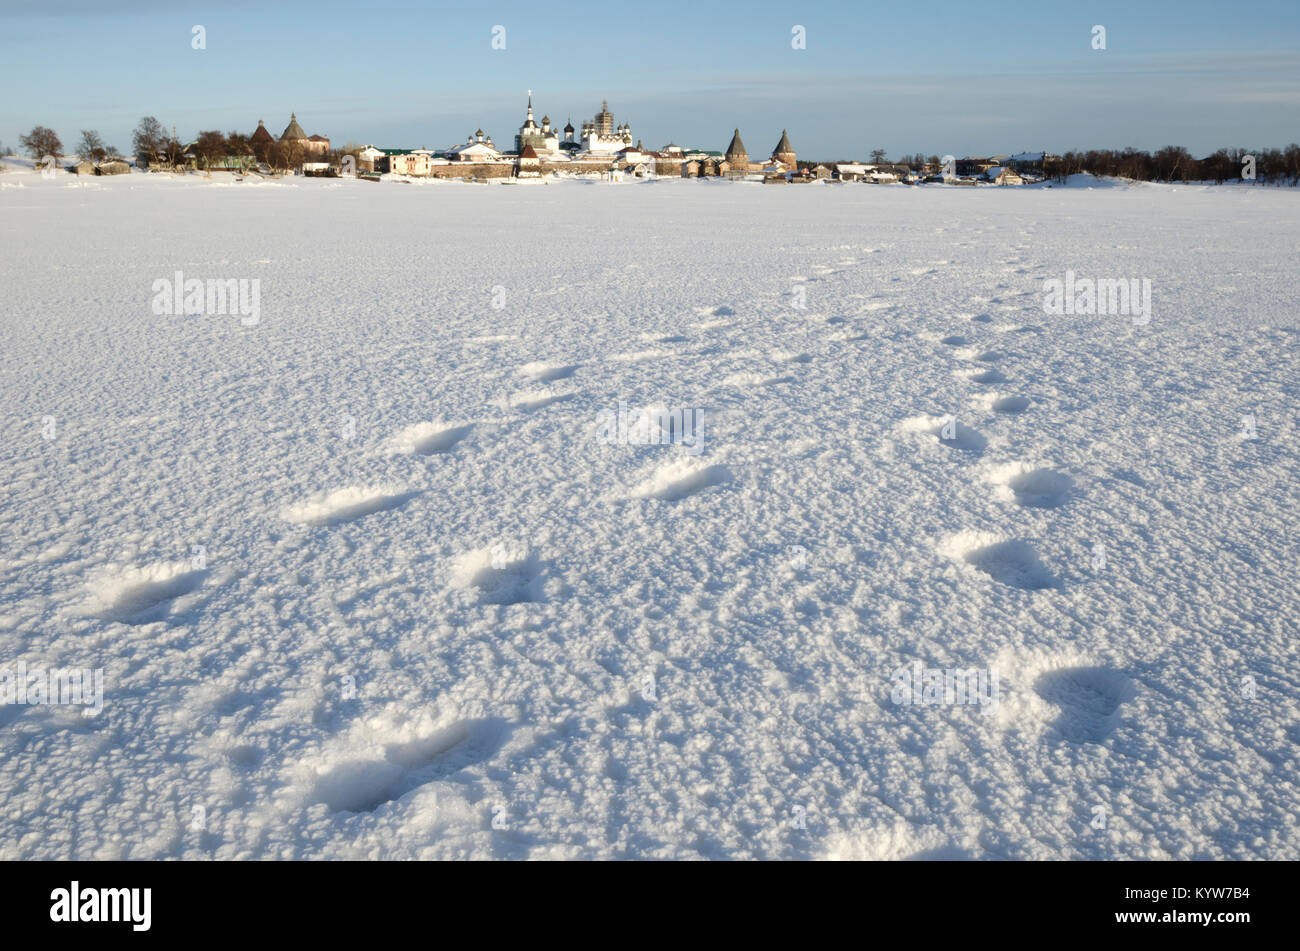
[1,170,1297,859]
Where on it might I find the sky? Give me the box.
[1,0,1297,160]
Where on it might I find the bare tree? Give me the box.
[132,116,168,168]
[76,129,107,164]
[222,132,252,170]
[20,126,63,164]
[278,137,304,172]
[1153,145,1193,182]
[163,134,186,169]
[870,148,887,164]
[194,130,228,169]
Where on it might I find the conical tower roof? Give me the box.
[725,128,747,159]
[281,112,307,140]
[773,129,793,155]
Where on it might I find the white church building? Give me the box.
[577,100,634,155]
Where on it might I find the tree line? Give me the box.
[14,126,124,167]
[9,118,364,173]
[890,146,1300,184]
[1042,146,1300,185]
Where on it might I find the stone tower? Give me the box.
[772,129,795,167]
[281,112,307,142]
[725,129,748,168]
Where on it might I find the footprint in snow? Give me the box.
[452,547,545,605]
[519,361,579,383]
[958,367,1006,385]
[283,486,417,526]
[993,465,1074,509]
[82,561,210,624]
[941,531,1058,590]
[305,715,509,813]
[900,415,987,453]
[626,459,733,502]
[771,350,813,364]
[388,422,472,455]
[720,371,794,388]
[1035,666,1134,742]
[990,395,1031,414]
[499,390,574,413]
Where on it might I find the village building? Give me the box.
[379,149,439,175]
[956,156,995,177]
[681,152,726,178]
[357,145,384,171]
[984,165,1025,185]
[1008,152,1057,178]
[811,164,832,180]
[833,163,870,181]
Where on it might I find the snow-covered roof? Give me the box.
[445,142,502,159]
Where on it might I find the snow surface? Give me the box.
[1,169,1297,859]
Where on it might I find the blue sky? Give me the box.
[2,0,1297,159]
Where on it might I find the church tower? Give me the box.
[595,100,614,137]
[516,91,556,155]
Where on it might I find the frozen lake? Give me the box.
[1,170,1297,858]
